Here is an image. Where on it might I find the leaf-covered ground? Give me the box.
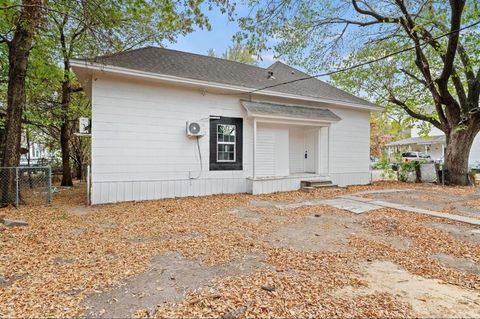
[1,181,479,318]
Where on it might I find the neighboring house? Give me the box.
[19,133,50,166]
[71,47,381,204]
[19,142,49,166]
[385,126,480,165]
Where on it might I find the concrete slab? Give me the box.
[249,199,328,210]
[370,200,480,226]
[321,198,383,214]
[351,189,414,196]
[2,219,28,227]
[277,199,328,209]
[333,194,480,226]
[337,195,375,203]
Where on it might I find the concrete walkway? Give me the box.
[251,188,480,226]
[368,199,480,226]
[321,198,383,214]
[335,191,480,226]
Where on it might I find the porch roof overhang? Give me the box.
[241,100,342,124]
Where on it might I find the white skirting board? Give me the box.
[92,178,250,204]
[249,175,329,195]
[91,172,370,204]
[330,172,371,187]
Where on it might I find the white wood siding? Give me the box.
[256,124,289,177]
[328,108,371,186]
[91,75,253,204]
[89,74,373,203]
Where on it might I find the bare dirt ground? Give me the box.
[1,181,480,318]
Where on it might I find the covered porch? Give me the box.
[241,100,341,194]
[385,135,446,161]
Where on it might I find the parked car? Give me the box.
[401,152,434,163]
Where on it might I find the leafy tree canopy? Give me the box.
[237,0,480,184]
[208,42,257,65]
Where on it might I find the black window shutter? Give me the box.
[209,116,243,171]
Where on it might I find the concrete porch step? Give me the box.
[301,180,334,187]
[301,180,338,191]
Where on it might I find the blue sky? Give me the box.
[167,5,276,68]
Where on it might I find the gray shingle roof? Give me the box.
[386,135,446,147]
[76,47,379,109]
[241,100,341,122]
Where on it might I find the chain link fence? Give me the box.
[0,167,52,207]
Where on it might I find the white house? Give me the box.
[386,126,480,165]
[19,142,49,166]
[19,132,51,166]
[71,47,381,204]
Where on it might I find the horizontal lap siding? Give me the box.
[328,108,371,186]
[91,75,253,204]
[256,124,289,177]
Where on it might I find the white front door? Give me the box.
[304,129,316,173]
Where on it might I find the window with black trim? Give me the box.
[217,124,236,162]
[210,117,243,170]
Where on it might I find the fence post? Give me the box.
[15,167,19,208]
[47,166,52,205]
[86,165,90,206]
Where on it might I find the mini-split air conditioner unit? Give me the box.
[186,121,205,137]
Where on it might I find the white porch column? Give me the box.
[253,118,257,179]
[315,128,321,174]
[318,126,329,175]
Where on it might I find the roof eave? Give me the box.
[70,60,383,112]
[246,112,341,124]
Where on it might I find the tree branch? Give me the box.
[457,43,476,82]
[351,0,400,23]
[393,0,463,126]
[413,26,468,113]
[431,20,476,83]
[388,94,443,131]
[313,17,386,27]
[69,87,83,93]
[437,0,466,86]
[400,68,427,86]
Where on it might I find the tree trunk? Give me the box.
[58,17,75,187]
[1,0,44,205]
[444,129,477,185]
[60,76,73,186]
[76,157,83,180]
